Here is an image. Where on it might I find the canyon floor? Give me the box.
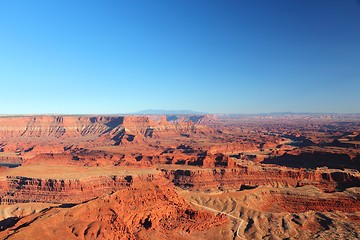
[0,114,359,239]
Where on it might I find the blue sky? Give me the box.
[0,0,359,114]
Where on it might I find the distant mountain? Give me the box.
[224,112,360,117]
[134,109,207,115]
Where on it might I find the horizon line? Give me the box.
[1,112,360,116]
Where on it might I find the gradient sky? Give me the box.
[0,0,359,114]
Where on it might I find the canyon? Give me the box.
[0,114,359,239]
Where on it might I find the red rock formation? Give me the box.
[0,181,227,240]
[0,174,162,204]
[163,166,360,192]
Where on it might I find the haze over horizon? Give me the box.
[1,0,359,114]
[1,110,360,116]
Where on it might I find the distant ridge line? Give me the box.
[133,109,208,115]
[0,112,359,117]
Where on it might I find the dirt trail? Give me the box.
[190,200,245,239]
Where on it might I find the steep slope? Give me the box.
[0,181,227,240]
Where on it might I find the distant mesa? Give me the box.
[134,109,208,115]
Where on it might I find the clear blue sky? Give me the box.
[0,0,359,114]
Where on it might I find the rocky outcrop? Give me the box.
[0,181,227,240]
[0,174,162,204]
[163,166,360,192]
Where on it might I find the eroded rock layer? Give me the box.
[0,181,227,240]
[164,166,360,192]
